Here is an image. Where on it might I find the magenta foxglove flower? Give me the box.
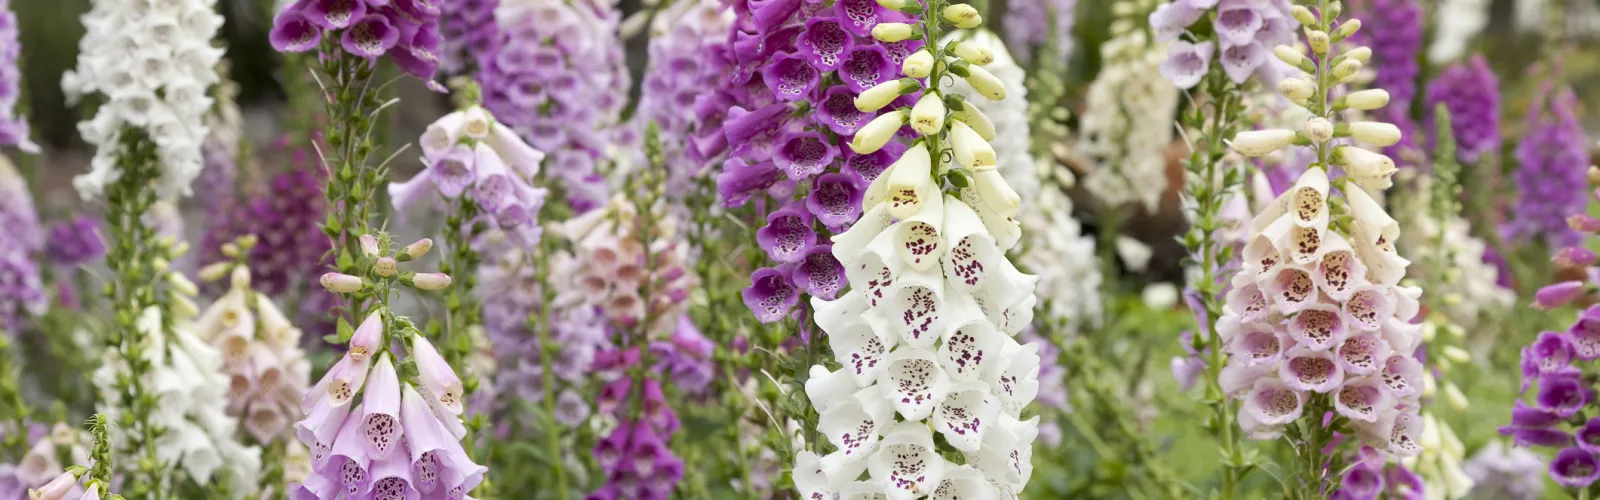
[270,0,445,88]
[200,167,331,300]
[45,216,104,268]
[1550,448,1600,488]
[1510,83,1589,248]
[1425,56,1500,163]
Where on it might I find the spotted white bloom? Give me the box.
[65,0,225,200]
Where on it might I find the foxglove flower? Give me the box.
[0,0,34,153]
[270,0,444,88]
[65,0,225,199]
[390,106,549,249]
[1509,83,1589,248]
[1080,23,1178,213]
[1463,440,1546,499]
[1151,0,1296,86]
[439,0,496,75]
[200,167,332,302]
[1001,0,1075,65]
[633,0,734,195]
[193,264,312,447]
[1424,56,1500,164]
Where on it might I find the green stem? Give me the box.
[103,130,166,498]
[532,237,570,500]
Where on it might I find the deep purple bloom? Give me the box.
[797,17,853,71]
[1425,56,1500,163]
[1569,305,1600,360]
[763,53,821,102]
[807,173,864,231]
[1529,331,1576,373]
[45,216,104,268]
[1510,84,1589,248]
[1551,448,1600,487]
[816,87,869,136]
[742,267,799,324]
[837,45,891,93]
[1536,372,1591,418]
[716,158,784,207]
[200,168,332,301]
[792,245,846,300]
[756,205,816,264]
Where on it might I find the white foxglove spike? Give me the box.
[937,294,1000,382]
[966,414,1037,489]
[849,230,905,310]
[940,197,999,294]
[806,365,864,414]
[828,320,894,386]
[812,292,869,336]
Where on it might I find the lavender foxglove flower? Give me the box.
[1001,0,1076,65]
[0,0,34,154]
[439,0,497,75]
[1509,84,1589,248]
[1081,22,1177,213]
[269,0,446,89]
[193,265,312,447]
[1463,441,1546,499]
[633,0,733,195]
[476,0,629,212]
[1150,0,1297,86]
[389,106,549,249]
[0,157,40,254]
[46,217,105,269]
[1425,56,1500,164]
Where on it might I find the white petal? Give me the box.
[867,422,947,500]
[877,348,951,420]
[891,194,946,271]
[941,197,999,294]
[932,382,1001,452]
[887,266,945,348]
[833,203,895,264]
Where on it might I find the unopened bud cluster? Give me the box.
[320,234,447,295]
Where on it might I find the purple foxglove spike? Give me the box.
[295,397,352,468]
[1538,372,1591,418]
[593,423,629,472]
[342,14,401,59]
[308,0,366,30]
[1535,281,1586,310]
[390,43,444,91]
[367,447,418,499]
[762,53,820,102]
[626,421,668,477]
[834,0,888,36]
[793,245,847,300]
[1149,1,1204,42]
[410,335,464,416]
[1425,56,1501,162]
[816,87,869,136]
[646,404,682,436]
[362,354,405,460]
[1530,331,1576,374]
[641,379,668,418]
[1551,447,1600,487]
[597,378,632,416]
[717,158,784,208]
[838,45,891,93]
[1160,40,1214,89]
[428,144,476,199]
[322,405,373,496]
[1219,41,1266,84]
[270,9,322,52]
[756,205,817,264]
[798,18,852,72]
[1556,247,1599,268]
[844,142,905,187]
[774,131,837,181]
[1570,305,1600,360]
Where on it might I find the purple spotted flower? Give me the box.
[792,245,846,300]
[270,0,445,88]
[756,205,817,264]
[774,131,837,180]
[1151,0,1296,86]
[742,267,799,324]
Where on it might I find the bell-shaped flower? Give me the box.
[360,354,404,461]
[342,15,400,60]
[818,386,895,463]
[776,131,839,181]
[410,335,463,417]
[757,204,818,264]
[1569,305,1600,360]
[878,347,951,420]
[812,292,869,337]
[964,415,1036,490]
[365,449,417,499]
[949,121,995,169]
[892,193,945,272]
[930,465,993,499]
[1312,232,1368,302]
[401,384,483,495]
[938,294,1001,382]
[424,144,476,199]
[1220,358,1274,398]
[1149,0,1205,42]
[888,266,946,348]
[1286,302,1347,350]
[1220,42,1267,83]
[321,404,371,496]
[1223,281,1271,324]
[1537,371,1592,418]
[940,198,998,293]
[799,17,853,71]
[1242,377,1305,426]
[763,53,820,102]
[833,203,894,264]
[957,186,1021,250]
[1161,40,1214,89]
[845,232,902,311]
[839,45,892,93]
[419,110,467,159]
[270,10,322,52]
[1529,331,1576,374]
[742,267,799,324]
[886,143,935,220]
[828,319,893,386]
[1262,217,1324,269]
[1379,354,1424,400]
[716,158,784,208]
[1336,332,1391,376]
[808,173,865,232]
[1551,447,1600,488]
[1380,317,1423,355]
[910,92,946,137]
[1342,285,1395,332]
[987,340,1040,417]
[794,245,848,300]
[305,0,367,30]
[957,103,996,141]
[1279,346,1344,393]
[348,310,383,362]
[807,365,866,414]
[932,381,1001,452]
[1337,146,1398,191]
[1228,322,1289,367]
[1344,185,1409,286]
[793,451,842,499]
[1260,265,1318,314]
[971,170,1020,219]
[868,422,947,499]
[1334,376,1392,423]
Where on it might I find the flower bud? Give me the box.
[410,273,452,291]
[1274,45,1304,67]
[320,272,365,293]
[1588,165,1600,186]
[949,41,994,65]
[902,49,934,78]
[152,257,169,273]
[463,106,492,140]
[1348,121,1402,147]
[956,64,1006,100]
[350,310,384,360]
[374,257,398,277]
[1332,59,1362,81]
[1534,281,1585,309]
[950,120,995,169]
[1306,30,1330,55]
[1278,78,1314,102]
[170,241,190,258]
[850,109,907,154]
[858,79,918,112]
[910,92,946,136]
[875,0,906,8]
[1568,214,1600,233]
[958,104,996,141]
[1291,5,1316,25]
[167,273,199,297]
[398,238,433,262]
[359,234,380,257]
[1305,118,1334,142]
[1442,346,1471,365]
[231,266,251,289]
[872,23,918,43]
[973,170,1021,218]
[198,262,232,283]
[1343,89,1389,110]
[171,294,200,320]
[1442,383,1469,411]
[1343,46,1371,64]
[1554,246,1598,267]
[1336,146,1397,190]
[220,242,239,258]
[943,4,980,26]
[1227,129,1296,157]
[1334,19,1361,40]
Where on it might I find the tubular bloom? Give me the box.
[1508,83,1589,249]
[194,263,313,448]
[1220,16,1426,459]
[793,12,1042,497]
[1150,0,1297,87]
[704,0,920,321]
[438,0,497,75]
[1424,56,1500,164]
[269,0,446,89]
[560,195,697,334]
[633,0,733,195]
[389,105,549,249]
[1078,22,1177,214]
[0,423,88,498]
[63,0,224,199]
[0,0,34,153]
[1400,413,1474,500]
[945,30,1038,206]
[1000,0,1076,66]
[475,0,630,212]
[586,367,686,500]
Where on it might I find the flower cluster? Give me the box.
[793,8,1043,497]
[0,423,87,498]
[558,196,696,334]
[587,361,687,500]
[438,0,496,76]
[633,0,732,195]
[475,0,630,212]
[64,0,224,199]
[1151,0,1297,88]
[706,0,926,321]
[1078,18,1176,213]
[1333,446,1425,499]
[1424,56,1500,164]
[0,157,43,332]
[294,236,484,499]
[201,167,332,300]
[390,105,549,249]
[1001,0,1076,66]
[1396,205,1511,330]
[1462,441,1545,499]
[92,303,263,491]
[194,257,312,446]
[946,30,1037,206]
[1355,0,1424,162]
[1223,8,1425,457]
[269,0,445,88]
[0,0,34,153]
[1509,82,1589,249]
